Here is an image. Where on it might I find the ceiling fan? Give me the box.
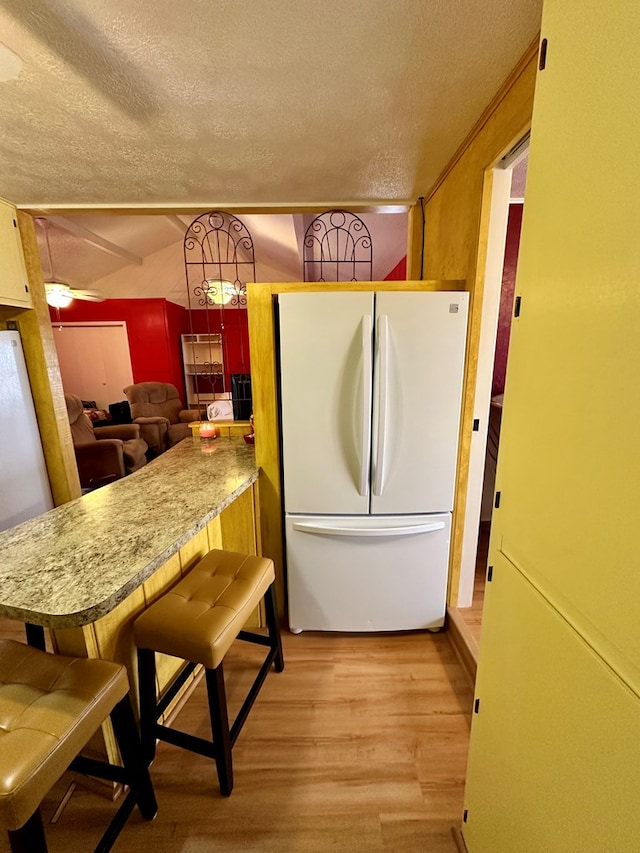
[36,218,105,308]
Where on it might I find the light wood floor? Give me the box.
[457,523,490,647]
[0,621,472,852]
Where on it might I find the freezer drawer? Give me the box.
[286,513,452,632]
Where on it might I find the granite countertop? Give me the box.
[0,437,258,628]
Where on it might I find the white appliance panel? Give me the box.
[279,292,373,514]
[286,513,451,632]
[370,292,468,514]
[0,331,53,531]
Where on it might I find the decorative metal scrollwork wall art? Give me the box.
[183,211,255,415]
[303,210,373,282]
[183,210,256,307]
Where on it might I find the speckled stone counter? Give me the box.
[0,436,258,628]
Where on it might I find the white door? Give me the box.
[286,512,452,631]
[279,292,373,514]
[53,323,134,409]
[370,292,468,515]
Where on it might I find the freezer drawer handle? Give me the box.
[292,521,446,538]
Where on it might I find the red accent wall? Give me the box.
[186,308,251,387]
[49,300,249,399]
[384,256,407,280]
[492,203,523,396]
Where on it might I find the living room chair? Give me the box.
[123,382,201,452]
[65,393,148,490]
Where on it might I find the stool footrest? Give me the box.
[230,647,279,744]
[156,661,198,717]
[70,756,128,786]
[237,629,272,647]
[155,724,216,759]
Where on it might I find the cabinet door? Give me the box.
[0,199,31,309]
[463,551,640,853]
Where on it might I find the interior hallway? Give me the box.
[459,522,491,647]
[0,621,472,852]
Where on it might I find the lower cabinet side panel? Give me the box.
[463,551,640,853]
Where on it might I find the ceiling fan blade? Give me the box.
[44,281,71,292]
[44,282,106,303]
[74,290,105,302]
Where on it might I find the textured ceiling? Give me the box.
[0,0,541,207]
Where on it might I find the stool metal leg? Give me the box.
[137,648,158,764]
[7,810,48,853]
[205,665,233,796]
[264,584,285,672]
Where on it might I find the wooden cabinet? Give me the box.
[0,197,32,309]
[181,333,229,407]
[463,552,640,852]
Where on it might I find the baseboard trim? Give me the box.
[446,606,478,685]
[452,826,470,852]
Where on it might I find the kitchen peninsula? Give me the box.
[0,436,261,761]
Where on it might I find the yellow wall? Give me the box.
[419,40,539,603]
[463,0,640,848]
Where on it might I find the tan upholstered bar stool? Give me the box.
[0,639,157,853]
[134,549,284,796]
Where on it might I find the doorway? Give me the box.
[453,135,529,657]
[53,322,134,410]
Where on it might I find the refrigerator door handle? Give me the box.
[292,521,446,537]
[373,313,389,497]
[358,314,373,496]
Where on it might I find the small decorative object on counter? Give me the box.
[243,413,255,445]
[199,422,218,442]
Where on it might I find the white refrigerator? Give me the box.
[278,290,468,632]
[0,330,53,532]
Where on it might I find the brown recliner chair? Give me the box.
[65,393,148,490]
[123,382,201,453]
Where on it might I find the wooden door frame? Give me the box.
[456,136,529,608]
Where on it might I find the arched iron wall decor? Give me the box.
[183,210,256,307]
[303,210,373,282]
[183,211,255,419]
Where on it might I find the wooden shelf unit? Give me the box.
[181,333,230,407]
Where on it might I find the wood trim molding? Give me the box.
[18,202,412,217]
[446,606,478,686]
[424,36,540,205]
[452,826,470,852]
[15,213,81,505]
[406,203,424,280]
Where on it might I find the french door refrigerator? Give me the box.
[278,290,469,632]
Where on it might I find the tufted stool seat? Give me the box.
[0,639,156,853]
[134,549,284,796]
